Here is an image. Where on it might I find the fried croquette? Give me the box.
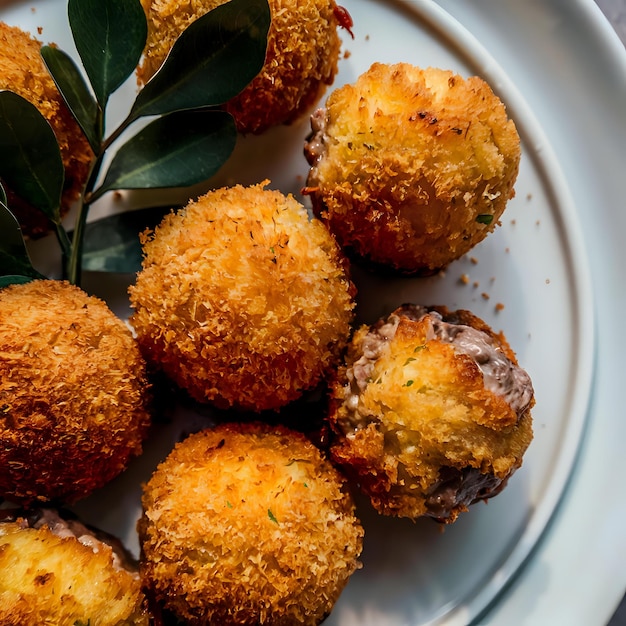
[0,23,93,238]
[128,182,355,412]
[328,304,534,522]
[0,508,148,626]
[137,0,346,134]
[304,63,522,275]
[0,279,152,505]
[138,422,363,625]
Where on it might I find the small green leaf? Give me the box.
[79,205,171,273]
[91,110,236,201]
[267,509,278,524]
[476,213,494,225]
[68,0,147,106]
[0,200,45,280]
[0,91,64,222]
[129,0,270,120]
[41,45,102,153]
[0,275,35,289]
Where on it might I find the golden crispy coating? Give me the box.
[0,280,152,504]
[304,63,521,274]
[0,23,93,238]
[328,305,534,522]
[137,0,343,133]
[138,423,363,625]
[128,182,355,412]
[0,520,148,626]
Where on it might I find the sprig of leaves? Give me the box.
[0,0,270,287]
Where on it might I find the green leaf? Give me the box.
[68,0,147,107]
[79,205,172,273]
[0,91,64,223]
[91,110,236,200]
[476,213,494,225]
[0,199,45,280]
[41,45,102,153]
[129,0,270,121]
[0,275,36,289]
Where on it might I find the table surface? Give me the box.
[596,0,626,42]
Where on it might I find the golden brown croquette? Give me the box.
[0,509,148,626]
[0,23,93,238]
[328,304,534,522]
[137,0,345,134]
[0,280,152,505]
[304,63,522,275]
[138,422,363,625]
[128,182,355,413]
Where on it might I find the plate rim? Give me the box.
[390,1,596,623]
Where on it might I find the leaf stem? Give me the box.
[66,152,105,285]
[101,112,135,154]
[54,221,73,277]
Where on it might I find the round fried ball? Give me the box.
[128,182,355,412]
[0,508,148,626]
[304,63,522,275]
[328,304,534,522]
[0,279,152,504]
[0,23,93,238]
[138,422,363,625]
[137,0,345,134]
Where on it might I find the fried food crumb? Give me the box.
[139,423,363,625]
[129,182,355,412]
[0,280,151,504]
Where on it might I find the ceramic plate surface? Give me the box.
[1,0,612,624]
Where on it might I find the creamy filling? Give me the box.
[427,312,534,418]
[344,304,533,424]
[304,107,329,170]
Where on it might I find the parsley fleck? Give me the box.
[476,214,494,225]
[268,509,278,524]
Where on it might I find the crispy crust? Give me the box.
[137,0,342,133]
[138,422,363,625]
[0,521,148,626]
[328,306,534,522]
[0,23,93,238]
[304,63,521,274]
[0,280,152,504]
[128,182,355,412]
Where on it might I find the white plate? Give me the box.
[2,0,623,624]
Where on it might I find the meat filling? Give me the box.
[343,304,533,426]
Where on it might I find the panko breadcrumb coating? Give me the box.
[328,304,534,522]
[304,63,522,275]
[128,182,355,412]
[138,422,363,625]
[0,509,148,626]
[0,280,152,504]
[137,0,345,134]
[0,22,93,238]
